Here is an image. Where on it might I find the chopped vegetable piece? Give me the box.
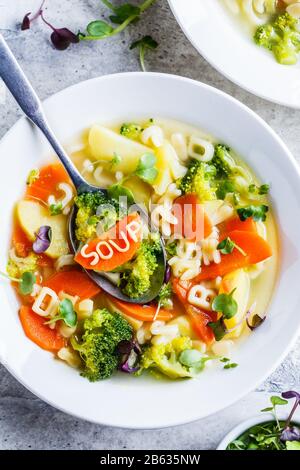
[225,216,257,233]
[74,213,142,272]
[19,306,65,352]
[172,194,212,241]
[185,305,217,345]
[12,222,32,258]
[195,230,272,281]
[45,270,101,299]
[106,296,173,322]
[25,163,71,202]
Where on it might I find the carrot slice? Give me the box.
[26,163,71,202]
[108,297,173,322]
[172,194,212,242]
[172,280,216,344]
[195,230,272,281]
[225,216,257,233]
[19,306,65,352]
[74,213,142,272]
[185,305,217,345]
[45,270,101,299]
[172,278,191,304]
[12,222,32,257]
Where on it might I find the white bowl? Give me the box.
[1,72,300,429]
[168,0,300,108]
[217,412,300,450]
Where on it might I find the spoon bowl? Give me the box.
[0,34,166,303]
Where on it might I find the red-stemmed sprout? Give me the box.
[21,0,78,50]
[280,391,300,442]
[21,0,46,30]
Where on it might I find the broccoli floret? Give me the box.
[138,337,208,379]
[120,123,142,140]
[7,251,38,279]
[121,234,161,299]
[254,13,300,65]
[71,308,132,381]
[179,159,217,201]
[212,145,235,177]
[74,191,122,243]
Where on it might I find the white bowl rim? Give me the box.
[217,412,300,450]
[168,0,300,109]
[1,71,300,428]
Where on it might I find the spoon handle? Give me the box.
[0,34,85,189]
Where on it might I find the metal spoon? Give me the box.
[0,34,166,303]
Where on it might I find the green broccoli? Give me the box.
[7,251,38,279]
[121,234,162,299]
[120,123,142,140]
[74,191,122,243]
[71,308,132,381]
[212,145,235,177]
[138,337,209,379]
[179,159,217,201]
[254,13,300,65]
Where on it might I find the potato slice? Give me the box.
[219,269,250,338]
[17,200,69,259]
[203,200,224,219]
[88,125,152,174]
[156,141,187,179]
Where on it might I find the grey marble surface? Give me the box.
[0,0,299,450]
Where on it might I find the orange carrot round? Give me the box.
[75,213,142,272]
[45,270,101,299]
[26,163,71,202]
[19,306,65,352]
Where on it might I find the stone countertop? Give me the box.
[0,0,299,450]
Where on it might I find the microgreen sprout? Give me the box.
[212,289,238,319]
[130,35,158,72]
[217,237,246,256]
[0,270,36,296]
[20,1,158,67]
[46,299,77,328]
[227,392,300,450]
[237,204,269,222]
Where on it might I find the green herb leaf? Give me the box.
[224,362,238,370]
[208,319,227,341]
[237,204,269,222]
[217,237,235,255]
[261,407,274,412]
[130,35,158,71]
[110,4,141,24]
[212,291,238,319]
[220,357,230,363]
[135,153,158,183]
[58,299,77,327]
[271,396,288,407]
[49,202,63,216]
[86,20,113,37]
[19,272,36,295]
[107,184,135,207]
[286,441,300,450]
